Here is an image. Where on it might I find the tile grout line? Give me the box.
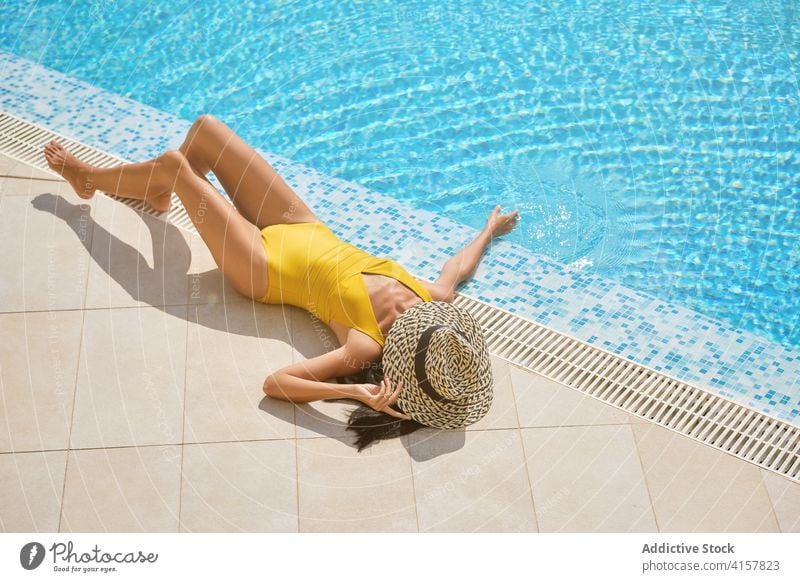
[176,302,192,533]
[0,423,672,458]
[0,173,65,182]
[507,363,541,532]
[56,274,90,534]
[289,309,301,533]
[628,423,662,533]
[293,437,301,533]
[0,302,196,316]
[758,470,786,533]
[0,421,650,456]
[404,435,421,533]
[13,306,43,531]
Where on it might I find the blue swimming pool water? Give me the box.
[2,0,798,348]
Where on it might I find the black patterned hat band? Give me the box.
[382,301,494,429]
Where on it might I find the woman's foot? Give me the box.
[43,140,96,200]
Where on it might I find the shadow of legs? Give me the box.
[31,193,274,339]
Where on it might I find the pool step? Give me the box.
[2,108,798,484]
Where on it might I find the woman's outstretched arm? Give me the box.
[435,205,519,297]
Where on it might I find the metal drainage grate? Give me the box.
[0,110,197,233]
[3,109,798,484]
[454,293,800,483]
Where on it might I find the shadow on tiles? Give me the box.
[32,192,280,334]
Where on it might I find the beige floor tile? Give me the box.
[180,440,297,532]
[0,176,68,197]
[0,311,82,453]
[510,364,629,427]
[0,451,67,532]
[466,356,519,431]
[521,424,657,532]
[184,303,295,443]
[0,194,93,312]
[410,429,537,532]
[0,153,62,181]
[633,422,779,532]
[761,470,800,532]
[297,437,417,532]
[85,195,193,308]
[61,445,181,532]
[187,233,254,307]
[70,306,187,449]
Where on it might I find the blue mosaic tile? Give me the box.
[1,50,798,426]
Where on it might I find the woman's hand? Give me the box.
[354,376,412,420]
[484,205,520,239]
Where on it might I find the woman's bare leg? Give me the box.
[44,143,268,299]
[44,140,173,212]
[178,114,320,228]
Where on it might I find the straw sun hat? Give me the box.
[381,301,494,429]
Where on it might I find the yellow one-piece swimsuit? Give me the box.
[257,221,432,347]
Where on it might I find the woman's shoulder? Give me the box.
[413,277,454,303]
